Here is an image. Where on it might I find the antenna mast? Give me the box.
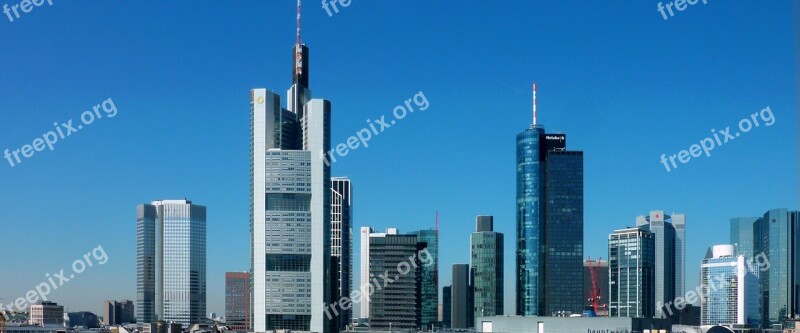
[532,83,537,126]
[296,0,302,44]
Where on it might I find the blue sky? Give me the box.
[0,1,797,316]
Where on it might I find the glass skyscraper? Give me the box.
[368,233,424,331]
[756,209,800,326]
[700,245,759,326]
[471,216,503,320]
[330,178,352,331]
[136,199,206,327]
[516,125,583,316]
[636,210,685,318]
[730,217,760,258]
[250,33,332,331]
[609,227,655,318]
[412,229,439,329]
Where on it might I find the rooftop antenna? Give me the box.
[532,82,538,126]
[296,0,302,45]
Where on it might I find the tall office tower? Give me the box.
[730,217,760,258]
[451,264,473,329]
[516,107,584,316]
[583,259,609,315]
[225,272,251,332]
[137,200,207,326]
[29,301,64,326]
[250,4,332,331]
[471,216,504,320]
[442,285,452,329]
[755,209,800,327]
[368,232,424,331]
[412,229,439,329]
[700,245,760,326]
[636,210,685,318]
[608,227,655,318]
[359,227,375,320]
[103,300,135,326]
[330,178,352,330]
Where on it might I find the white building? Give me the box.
[700,244,759,326]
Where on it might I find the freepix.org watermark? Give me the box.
[657,0,708,21]
[3,0,54,23]
[658,251,770,316]
[320,91,429,166]
[321,0,352,17]
[660,106,775,172]
[4,98,118,168]
[323,247,434,320]
[0,245,109,319]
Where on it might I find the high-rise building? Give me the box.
[442,285,452,329]
[609,227,655,318]
[755,209,800,326]
[330,178,352,330]
[730,217,760,258]
[412,229,439,329]
[636,210,685,318]
[368,232,424,331]
[583,258,609,316]
[250,6,332,331]
[700,245,759,326]
[451,264,473,329]
[516,116,584,316]
[471,216,503,320]
[137,200,206,326]
[225,272,250,332]
[102,300,135,326]
[29,301,64,326]
[359,227,376,320]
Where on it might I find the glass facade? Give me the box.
[516,126,583,316]
[730,217,760,258]
[636,211,684,318]
[471,216,504,320]
[516,126,545,316]
[330,178,352,331]
[757,209,800,327]
[137,200,206,327]
[413,229,439,329]
[544,150,584,315]
[609,228,655,318]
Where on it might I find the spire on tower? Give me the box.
[533,82,537,126]
[296,0,302,45]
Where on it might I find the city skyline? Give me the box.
[0,1,797,319]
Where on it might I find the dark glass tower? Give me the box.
[516,126,584,316]
[756,209,800,327]
[471,216,504,319]
[413,229,439,329]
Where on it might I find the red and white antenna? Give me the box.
[532,82,538,126]
[296,0,302,45]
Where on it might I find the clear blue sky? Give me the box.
[1,1,797,316]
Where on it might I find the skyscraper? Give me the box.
[368,232,424,331]
[730,217,760,259]
[412,229,439,329]
[755,209,800,326]
[359,227,376,320]
[442,285,452,329]
[225,272,250,332]
[250,4,332,331]
[136,200,206,326]
[102,300,135,326]
[451,264,473,329]
[471,216,504,320]
[636,210,685,318]
[609,227,655,318]
[516,118,584,315]
[700,245,759,326]
[330,178,352,330]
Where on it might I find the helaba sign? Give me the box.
[587,329,630,333]
[545,135,565,141]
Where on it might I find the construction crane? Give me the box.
[587,257,602,315]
